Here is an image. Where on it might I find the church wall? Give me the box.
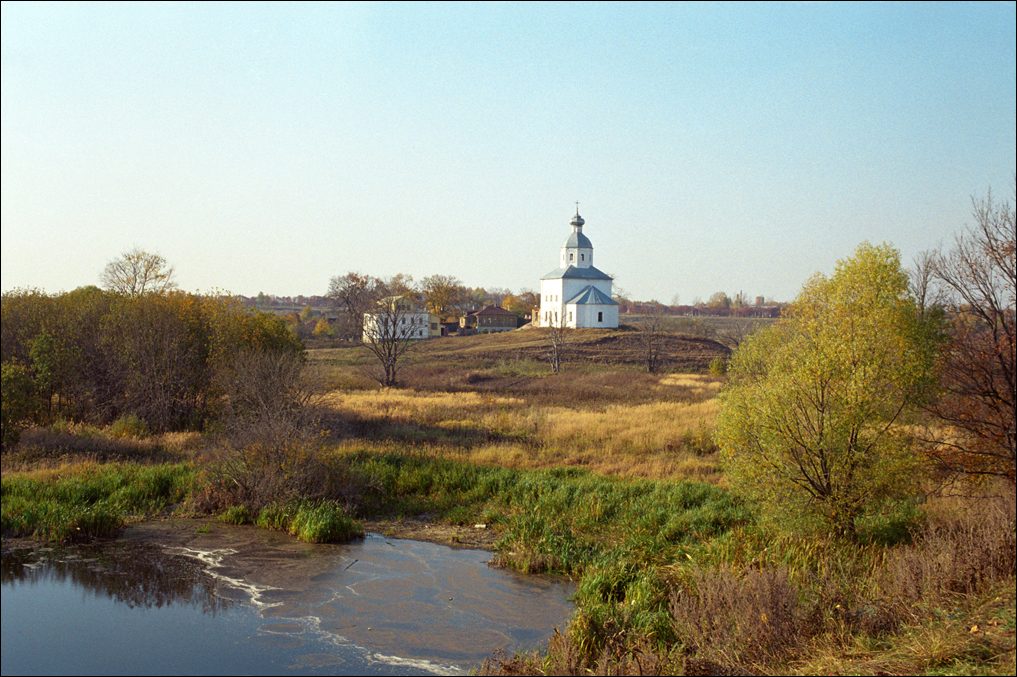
[538,278,564,327]
[570,303,619,328]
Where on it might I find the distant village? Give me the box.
[240,209,782,342]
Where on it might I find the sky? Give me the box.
[2,1,1014,303]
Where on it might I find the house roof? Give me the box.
[566,285,619,306]
[468,305,516,316]
[541,265,613,281]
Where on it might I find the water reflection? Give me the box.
[1,541,231,615]
[2,521,574,675]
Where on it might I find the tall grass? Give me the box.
[1,462,193,541]
[338,450,747,576]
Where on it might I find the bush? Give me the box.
[670,566,806,670]
[109,414,150,439]
[707,356,727,376]
[869,493,1016,632]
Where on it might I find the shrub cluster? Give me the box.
[1,288,302,441]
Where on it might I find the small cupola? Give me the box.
[560,203,594,268]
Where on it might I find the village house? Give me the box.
[460,305,518,334]
[362,295,440,341]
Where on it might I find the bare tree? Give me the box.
[362,295,424,386]
[205,348,326,510]
[101,248,177,296]
[909,248,945,319]
[927,188,1016,482]
[546,312,570,374]
[710,318,759,350]
[326,272,384,342]
[639,304,666,373]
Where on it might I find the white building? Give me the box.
[362,295,440,342]
[538,209,619,328]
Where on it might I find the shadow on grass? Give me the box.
[309,404,522,448]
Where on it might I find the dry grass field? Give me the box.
[307,327,729,483]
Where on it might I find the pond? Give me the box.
[1,520,574,675]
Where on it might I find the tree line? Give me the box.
[325,272,538,341]
[1,282,301,446]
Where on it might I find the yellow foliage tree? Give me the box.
[716,242,942,538]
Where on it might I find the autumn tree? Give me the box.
[312,318,334,337]
[925,189,1016,482]
[101,248,177,296]
[382,273,416,298]
[706,291,731,310]
[1,362,37,448]
[326,272,384,342]
[717,243,941,538]
[420,274,467,318]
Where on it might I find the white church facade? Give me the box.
[537,209,619,329]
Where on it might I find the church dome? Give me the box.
[570,212,585,228]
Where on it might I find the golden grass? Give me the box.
[656,373,723,397]
[540,399,718,454]
[318,378,723,482]
[317,388,525,421]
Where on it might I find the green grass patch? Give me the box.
[218,504,253,525]
[250,500,363,543]
[289,501,363,543]
[1,463,193,541]
[340,450,749,576]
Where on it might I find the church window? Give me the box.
[581,253,585,261]
[569,253,574,262]
[568,311,572,322]
[598,311,603,322]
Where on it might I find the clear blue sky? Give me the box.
[2,2,1014,302]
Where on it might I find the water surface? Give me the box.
[1,520,573,675]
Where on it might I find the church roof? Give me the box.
[566,285,619,306]
[541,265,613,281]
[564,231,593,249]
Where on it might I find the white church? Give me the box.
[537,207,619,328]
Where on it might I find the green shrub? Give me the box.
[219,504,253,525]
[256,503,292,530]
[109,414,150,439]
[708,355,728,376]
[288,501,363,543]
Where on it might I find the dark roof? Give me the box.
[470,305,516,316]
[564,231,593,248]
[566,285,619,306]
[541,265,613,281]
